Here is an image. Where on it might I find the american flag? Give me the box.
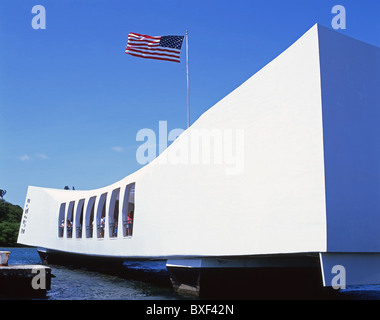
[125,33,184,63]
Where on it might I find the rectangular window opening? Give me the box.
[58,203,66,238]
[109,188,120,238]
[66,201,75,238]
[86,196,96,238]
[122,183,135,237]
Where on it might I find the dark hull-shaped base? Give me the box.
[38,249,126,268]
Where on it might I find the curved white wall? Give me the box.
[18,24,328,258]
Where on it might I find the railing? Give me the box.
[86,226,93,238]
[109,223,118,238]
[76,226,82,238]
[67,227,73,238]
[97,224,105,238]
[59,222,132,239]
[123,220,133,237]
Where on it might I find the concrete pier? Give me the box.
[0,251,11,266]
[0,251,52,298]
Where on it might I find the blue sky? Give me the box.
[1,0,379,206]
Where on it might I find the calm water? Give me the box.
[1,247,184,300]
[2,247,380,300]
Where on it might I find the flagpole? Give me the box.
[186,30,190,129]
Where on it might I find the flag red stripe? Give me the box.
[125,51,180,63]
[128,33,161,40]
[126,45,181,55]
[126,42,160,47]
[128,38,160,45]
[126,47,180,59]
